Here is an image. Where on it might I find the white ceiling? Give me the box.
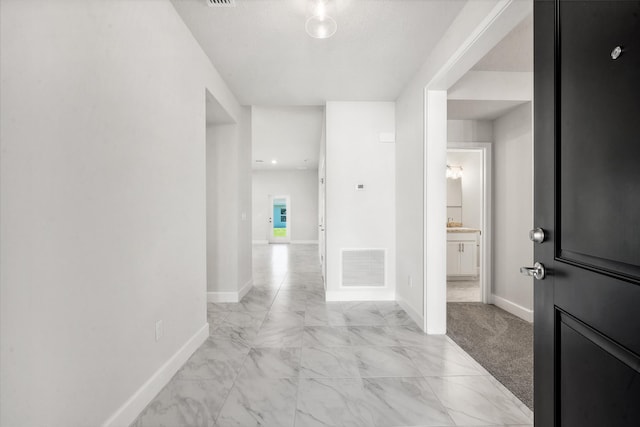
[171,0,467,106]
[252,106,323,170]
[449,13,533,121]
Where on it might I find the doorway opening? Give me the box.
[435,10,534,411]
[445,145,491,305]
[269,195,291,243]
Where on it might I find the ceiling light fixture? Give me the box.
[271,159,278,164]
[306,0,337,39]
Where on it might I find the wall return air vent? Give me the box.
[341,249,386,287]
[207,0,236,7]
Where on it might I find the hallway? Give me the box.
[132,244,533,426]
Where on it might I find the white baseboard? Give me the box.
[252,240,318,245]
[396,295,425,331]
[207,291,239,303]
[238,278,252,300]
[102,323,209,427]
[207,279,253,303]
[325,288,395,302]
[491,294,533,323]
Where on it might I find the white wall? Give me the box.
[236,108,253,293]
[447,119,493,230]
[252,106,323,170]
[395,1,506,328]
[395,91,426,322]
[492,102,534,319]
[207,109,252,298]
[395,0,532,332]
[325,102,396,301]
[448,120,494,143]
[0,1,244,425]
[252,170,319,242]
[208,124,237,293]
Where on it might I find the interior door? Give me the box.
[534,1,640,425]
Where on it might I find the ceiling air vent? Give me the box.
[207,0,236,7]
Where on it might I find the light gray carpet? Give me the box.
[447,302,533,410]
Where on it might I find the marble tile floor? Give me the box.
[447,280,481,303]
[132,244,532,427]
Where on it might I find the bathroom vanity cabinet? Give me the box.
[446,229,480,278]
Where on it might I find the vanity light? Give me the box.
[306,0,337,39]
[446,165,463,179]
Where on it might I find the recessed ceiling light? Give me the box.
[271,159,277,164]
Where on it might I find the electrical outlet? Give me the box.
[155,320,163,342]
[408,275,413,288]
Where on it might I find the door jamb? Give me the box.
[446,143,492,305]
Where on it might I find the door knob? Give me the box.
[529,227,545,243]
[521,262,546,280]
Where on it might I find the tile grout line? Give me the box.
[292,330,304,427]
[212,275,277,426]
[420,374,459,426]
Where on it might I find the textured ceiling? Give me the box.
[172,0,467,106]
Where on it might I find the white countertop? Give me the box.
[446,227,481,234]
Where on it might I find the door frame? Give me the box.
[446,143,492,304]
[422,0,533,334]
[268,195,291,243]
[318,158,326,282]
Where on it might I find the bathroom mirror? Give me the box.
[447,177,462,207]
[447,176,463,225]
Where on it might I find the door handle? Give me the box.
[520,262,546,280]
